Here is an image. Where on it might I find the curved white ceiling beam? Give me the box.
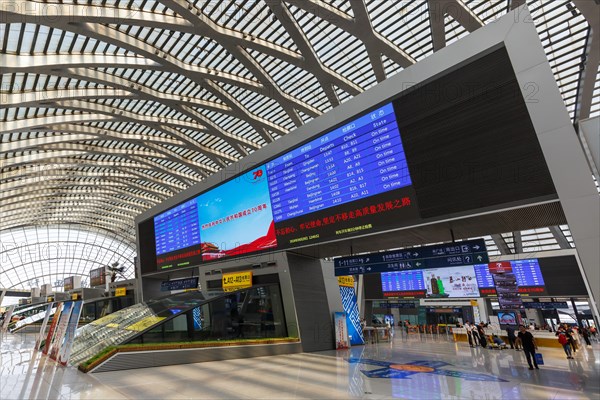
[4,123,222,176]
[0,208,134,230]
[0,19,295,147]
[0,88,135,108]
[1,53,260,91]
[0,194,146,215]
[1,113,112,134]
[1,190,157,209]
[3,150,198,186]
[1,0,302,64]
[1,214,135,240]
[0,186,162,205]
[284,0,416,69]
[266,0,356,107]
[71,22,291,140]
[1,160,187,194]
[1,176,174,200]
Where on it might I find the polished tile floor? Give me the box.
[1,331,599,399]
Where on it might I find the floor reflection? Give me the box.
[1,331,599,399]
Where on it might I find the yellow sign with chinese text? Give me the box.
[71,294,78,300]
[337,276,355,287]
[125,316,165,331]
[222,271,253,292]
[115,287,127,297]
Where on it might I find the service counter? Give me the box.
[452,328,562,348]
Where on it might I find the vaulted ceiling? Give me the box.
[1,0,599,247]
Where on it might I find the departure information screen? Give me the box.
[512,259,545,287]
[152,102,418,270]
[265,103,411,222]
[154,199,200,256]
[473,259,546,296]
[381,270,425,294]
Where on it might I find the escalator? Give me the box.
[6,301,57,333]
[8,295,135,333]
[68,283,290,369]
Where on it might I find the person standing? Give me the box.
[506,325,517,349]
[477,322,487,348]
[557,327,574,359]
[580,325,592,347]
[517,325,539,370]
[465,321,474,347]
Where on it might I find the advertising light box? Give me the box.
[152,102,419,271]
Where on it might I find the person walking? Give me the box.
[517,325,539,370]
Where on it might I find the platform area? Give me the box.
[1,332,599,399]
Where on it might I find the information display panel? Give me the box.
[381,265,479,298]
[381,270,426,298]
[89,267,106,287]
[265,103,410,222]
[152,102,418,271]
[63,277,74,291]
[474,259,546,296]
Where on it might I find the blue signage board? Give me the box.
[524,302,568,309]
[160,277,199,292]
[334,239,488,276]
[376,302,417,309]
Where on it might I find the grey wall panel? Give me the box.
[91,342,303,373]
[321,260,344,315]
[286,253,334,352]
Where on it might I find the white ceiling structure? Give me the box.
[1,1,599,289]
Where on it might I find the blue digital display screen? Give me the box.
[154,199,201,256]
[473,264,496,288]
[381,270,425,293]
[153,102,417,270]
[265,103,411,222]
[473,259,545,288]
[511,259,545,287]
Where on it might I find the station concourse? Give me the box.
[1,1,599,399]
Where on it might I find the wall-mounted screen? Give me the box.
[381,270,426,298]
[424,266,479,298]
[89,267,106,287]
[474,259,546,296]
[151,102,418,271]
[367,256,583,300]
[381,265,479,298]
[63,277,74,291]
[497,311,518,325]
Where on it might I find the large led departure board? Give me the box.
[154,199,200,256]
[152,102,418,270]
[265,103,410,222]
[473,259,546,296]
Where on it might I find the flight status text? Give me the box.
[265,103,411,222]
[154,199,201,255]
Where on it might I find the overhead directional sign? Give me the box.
[334,239,488,276]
